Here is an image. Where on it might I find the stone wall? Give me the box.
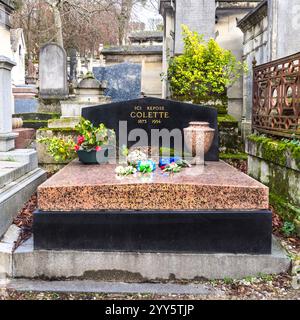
[216,7,253,123]
[247,135,300,222]
[237,1,269,138]
[174,0,215,54]
[269,0,300,60]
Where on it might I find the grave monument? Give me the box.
[0,0,46,238]
[38,43,68,112]
[35,98,272,255]
[39,43,68,99]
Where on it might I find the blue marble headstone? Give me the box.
[15,99,38,113]
[93,63,142,102]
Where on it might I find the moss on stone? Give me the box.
[220,153,248,160]
[217,114,238,123]
[248,134,300,170]
[37,112,60,118]
[48,118,79,126]
[24,119,48,122]
[38,127,77,133]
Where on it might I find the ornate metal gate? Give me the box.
[253,53,300,138]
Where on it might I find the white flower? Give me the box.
[127,150,148,167]
[115,165,137,176]
[115,166,126,175]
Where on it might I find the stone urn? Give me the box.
[184,122,215,157]
[12,118,23,129]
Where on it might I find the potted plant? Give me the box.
[74,118,115,164]
[39,118,115,165]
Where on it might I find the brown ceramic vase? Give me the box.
[184,122,215,156]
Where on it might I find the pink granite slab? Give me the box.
[37,161,269,211]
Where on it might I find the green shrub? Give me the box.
[38,136,76,163]
[167,25,247,105]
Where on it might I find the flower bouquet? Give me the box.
[115,148,190,176]
[39,118,115,165]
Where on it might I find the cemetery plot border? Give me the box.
[34,210,272,254]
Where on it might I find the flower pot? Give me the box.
[184,122,215,156]
[77,146,114,165]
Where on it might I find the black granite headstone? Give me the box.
[82,97,219,161]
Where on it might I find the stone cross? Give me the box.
[0,55,17,151]
[39,43,68,99]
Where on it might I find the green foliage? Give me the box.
[83,71,95,80]
[281,222,296,237]
[12,0,23,10]
[223,277,234,285]
[270,193,300,223]
[38,136,77,163]
[219,153,248,161]
[167,25,247,105]
[38,118,115,162]
[75,118,115,152]
[248,134,300,170]
[257,273,274,282]
[218,114,238,124]
[282,134,300,147]
[3,156,16,162]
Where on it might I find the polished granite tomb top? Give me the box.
[38,160,269,211]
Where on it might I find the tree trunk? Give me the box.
[53,5,64,47]
[118,0,133,45]
[46,0,64,47]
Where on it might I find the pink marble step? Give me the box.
[38,161,269,212]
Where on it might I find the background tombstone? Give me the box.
[93,63,142,102]
[39,43,68,99]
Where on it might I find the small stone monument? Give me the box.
[0,56,18,151]
[75,73,109,104]
[26,59,37,85]
[39,43,68,99]
[48,73,111,129]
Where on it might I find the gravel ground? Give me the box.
[1,159,299,300]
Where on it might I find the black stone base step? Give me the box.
[33,210,272,254]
